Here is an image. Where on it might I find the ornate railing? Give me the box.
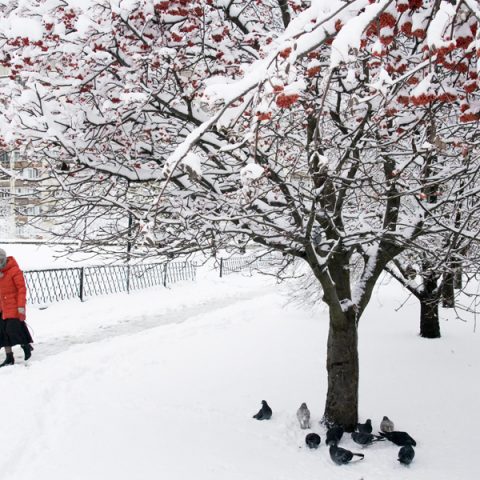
[24,261,197,306]
[219,254,278,277]
[24,253,277,306]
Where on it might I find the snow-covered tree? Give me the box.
[386,239,478,339]
[2,0,480,429]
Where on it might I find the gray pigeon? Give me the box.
[253,400,272,420]
[380,416,394,433]
[329,444,365,465]
[326,425,344,445]
[351,431,385,446]
[305,432,321,449]
[398,444,415,465]
[296,402,311,429]
[356,419,372,434]
[379,431,416,446]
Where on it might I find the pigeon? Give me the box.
[305,432,321,449]
[379,431,416,446]
[351,431,385,446]
[329,444,365,465]
[252,400,272,420]
[398,444,415,465]
[296,403,311,429]
[380,416,395,433]
[356,419,372,434]
[326,425,344,445]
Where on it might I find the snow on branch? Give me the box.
[330,0,391,68]
[167,0,372,178]
[464,0,480,22]
[426,1,458,49]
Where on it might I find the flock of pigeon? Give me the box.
[253,401,416,466]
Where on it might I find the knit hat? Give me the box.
[0,248,6,269]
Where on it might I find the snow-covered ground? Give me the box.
[0,268,478,480]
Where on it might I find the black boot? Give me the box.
[21,344,33,361]
[0,352,14,367]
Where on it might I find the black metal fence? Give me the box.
[24,253,278,306]
[219,254,278,277]
[25,262,197,306]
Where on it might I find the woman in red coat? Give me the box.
[0,248,33,367]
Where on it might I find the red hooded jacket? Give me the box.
[0,257,27,320]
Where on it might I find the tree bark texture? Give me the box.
[453,252,463,289]
[454,268,463,289]
[419,263,441,338]
[324,310,359,431]
[441,271,455,308]
[420,295,441,338]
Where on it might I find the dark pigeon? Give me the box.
[356,419,372,434]
[252,400,272,420]
[379,431,416,446]
[380,416,395,433]
[329,444,365,465]
[351,431,385,446]
[398,444,415,465]
[326,426,344,445]
[305,432,321,449]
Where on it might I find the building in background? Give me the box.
[0,66,46,240]
[0,150,43,239]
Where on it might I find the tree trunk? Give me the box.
[420,295,441,338]
[419,262,441,338]
[324,310,359,431]
[441,271,455,308]
[454,268,463,289]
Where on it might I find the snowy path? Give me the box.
[31,282,274,362]
[0,272,478,480]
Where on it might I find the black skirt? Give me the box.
[0,317,33,347]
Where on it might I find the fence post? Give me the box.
[79,267,85,302]
[192,262,197,281]
[163,263,168,286]
[219,258,223,278]
[126,265,131,294]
